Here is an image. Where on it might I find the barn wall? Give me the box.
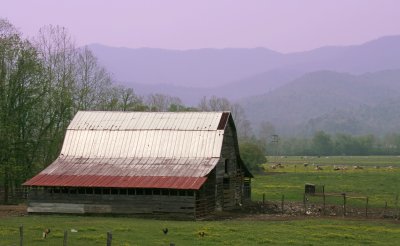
[195,169,216,218]
[27,189,196,219]
[217,120,245,210]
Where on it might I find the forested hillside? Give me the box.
[241,70,400,136]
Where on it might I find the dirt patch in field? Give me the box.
[0,205,27,218]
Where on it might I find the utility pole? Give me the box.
[272,134,279,160]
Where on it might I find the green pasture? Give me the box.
[252,156,400,207]
[1,215,400,245]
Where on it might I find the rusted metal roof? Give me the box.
[24,111,230,189]
[24,174,207,190]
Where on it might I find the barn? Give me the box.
[23,111,252,219]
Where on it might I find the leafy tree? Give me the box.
[312,131,333,156]
[239,141,267,172]
[0,19,46,202]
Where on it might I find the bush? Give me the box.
[239,141,267,172]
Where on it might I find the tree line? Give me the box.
[262,131,400,156]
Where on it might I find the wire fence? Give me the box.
[256,191,400,219]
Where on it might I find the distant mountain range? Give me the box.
[89,36,400,136]
[241,69,400,136]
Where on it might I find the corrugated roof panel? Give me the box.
[109,131,120,157]
[128,131,140,158]
[70,130,82,157]
[136,131,146,158]
[60,131,72,156]
[90,131,101,158]
[189,131,200,158]
[172,131,183,158]
[179,131,190,158]
[119,131,132,158]
[96,131,107,158]
[212,131,224,157]
[68,111,226,131]
[74,131,86,157]
[82,131,94,157]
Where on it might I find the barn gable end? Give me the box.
[23,111,252,219]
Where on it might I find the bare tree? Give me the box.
[75,46,113,110]
[197,96,252,139]
[146,93,184,112]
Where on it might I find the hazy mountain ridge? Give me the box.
[89,36,400,136]
[241,69,400,136]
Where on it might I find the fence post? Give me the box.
[395,194,399,219]
[303,193,306,214]
[19,225,23,246]
[383,201,388,217]
[342,193,346,217]
[63,230,68,246]
[365,197,369,218]
[107,231,112,246]
[281,195,285,214]
[322,186,326,215]
[262,193,265,205]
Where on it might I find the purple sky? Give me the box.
[1,0,400,53]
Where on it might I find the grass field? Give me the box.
[1,156,400,245]
[1,215,400,245]
[252,156,400,208]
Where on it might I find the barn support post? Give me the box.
[107,231,112,246]
[63,230,68,246]
[365,197,369,218]
[19,225,23,246]
[303,193,307,215]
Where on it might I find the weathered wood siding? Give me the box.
[216,119,246,210]
[195,169,216,217]
[27,190,196,219]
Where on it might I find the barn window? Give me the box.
[94,188,101,194]
[161,189,169,196]
[187,190,194,196]
[85,188,93,194]
[170,190,178,196]
[128,189,135,195]
[70,188,77,194]
[78,188,85,194]
[103,188,111,195]
[153,189,161,195]
[119,189,127,195]
[111,188,118,195]
[225,159,229,174]
[136,189,144,195]
[178,190,186,196]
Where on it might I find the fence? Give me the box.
[258,191,400,219]
[12,227,178,246]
